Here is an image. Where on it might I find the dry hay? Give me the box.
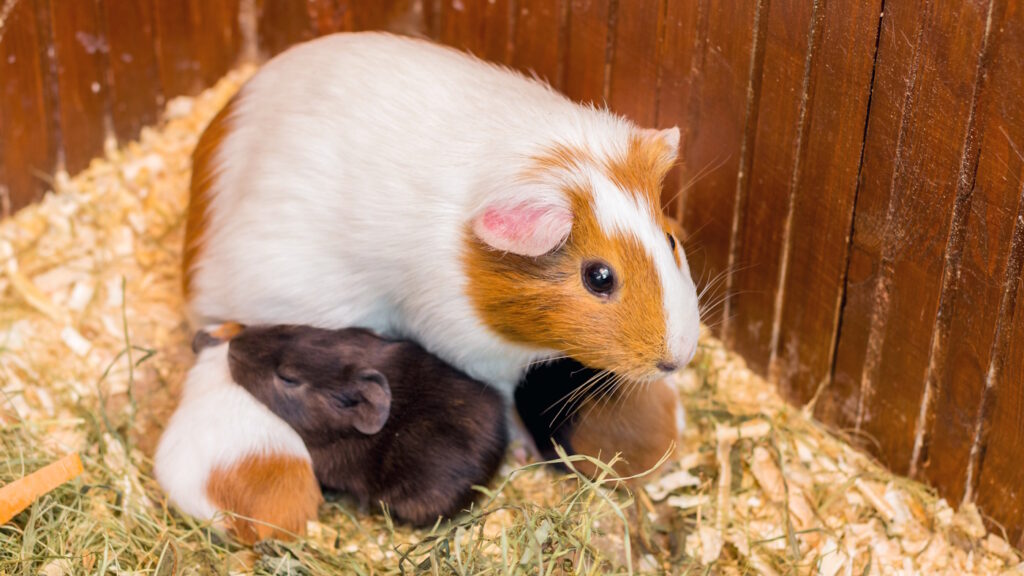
[0,66,1021,575]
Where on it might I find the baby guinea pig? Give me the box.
[154,322,322,544]
[226,324,509,526]
[515,359,684,479]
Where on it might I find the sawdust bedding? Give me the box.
[0,66,1021,575]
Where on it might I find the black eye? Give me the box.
[582,260,616,297]
[667,232,677,250]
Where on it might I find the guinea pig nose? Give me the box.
[657,361,679,373]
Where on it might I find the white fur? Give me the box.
[153,343,310,520]
[188,32,701,394]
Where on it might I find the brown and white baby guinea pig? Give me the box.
[515,359,683,479]
[222,324,509,526]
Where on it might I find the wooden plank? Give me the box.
[973,190,1024,545]
[606,0,664,126]
[100,0,163,143]
[964,0,1024,545]
[190,0,241,87]
[562,0,612,107]
[438,0,513,63]
[154,0,202,98]
[654,0,700,217]
[49,0,111,175]
[677,0,764,335]
[0,0,59,211]
[771,0,882,405]
[822,0,990,474]
[511,0,566,89]
[727,0,818,375]
[258,0,315,57]
[917,0,1009,500]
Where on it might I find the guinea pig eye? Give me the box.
[667,232,677,251]
[582,260,616,297]
[274,369,302,388]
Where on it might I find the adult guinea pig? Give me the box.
[184,31,701,397]
[226,324,508,526]
[515,359,684,479]
[153,323,322,544]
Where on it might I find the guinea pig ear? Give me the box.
[192,322,246,354]
[349,368,392,435]
[639,126,681,164]
[472,190,572,257]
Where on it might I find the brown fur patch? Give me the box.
[570,378,679,479]
[182,94,238,300]
[605,134,677,209]
[205,452,322,544]
[464,185,671,380]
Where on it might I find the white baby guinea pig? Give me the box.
[184,31,701,396]
[153,323,321,543]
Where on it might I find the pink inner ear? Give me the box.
[474,202,572,257]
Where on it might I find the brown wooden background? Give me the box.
[2,0,1023,545]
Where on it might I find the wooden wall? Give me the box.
[2,0,1023,545]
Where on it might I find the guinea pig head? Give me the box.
[465,126,700,382]
[226,326,392,444]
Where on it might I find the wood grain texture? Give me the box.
[653,0,699,217]
[153,0,203,98]
[677,0,763,336]
[0,0,59,211]
[562,0,612,107]
[49,0,111,174]
[606,0,664,127]
[727,0,818,375]
[100,0,163,143]
[190,0,241,86]
[823,0,990,474]
[771,0,882,405]
[438,0,513,62]
[966,0,1024,545]
[258,0,315,57]
[511,0,566,89]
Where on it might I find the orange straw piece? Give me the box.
[0,452,83,524]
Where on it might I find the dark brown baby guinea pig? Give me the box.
[516,359,681,479]
[226,325,508,526]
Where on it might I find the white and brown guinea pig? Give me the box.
[516,359,684,479]
[184,31,701,396]
[153,323,321,544]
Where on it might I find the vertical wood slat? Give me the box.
[0,0,59,212]
[438,0,513,63]
[49,0,111,174]
[101,0,163,143]
[965,0,1024,546]
[511,0,565,89]
[606,0,664,127]
[771,0,882,405]
[190,0,241,87]
[258,0,315,57]
[654,0,700,217]
[562,0,612,107]
[727,0,819,375]
[677,0,763,335]
[822,0,991,475]
[153,0,203,98]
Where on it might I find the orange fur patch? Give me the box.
[205,452,322,544]
[182,94,238,301]
[210,321,244,341]
[570,377,679,479]
[605,134,678,209]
